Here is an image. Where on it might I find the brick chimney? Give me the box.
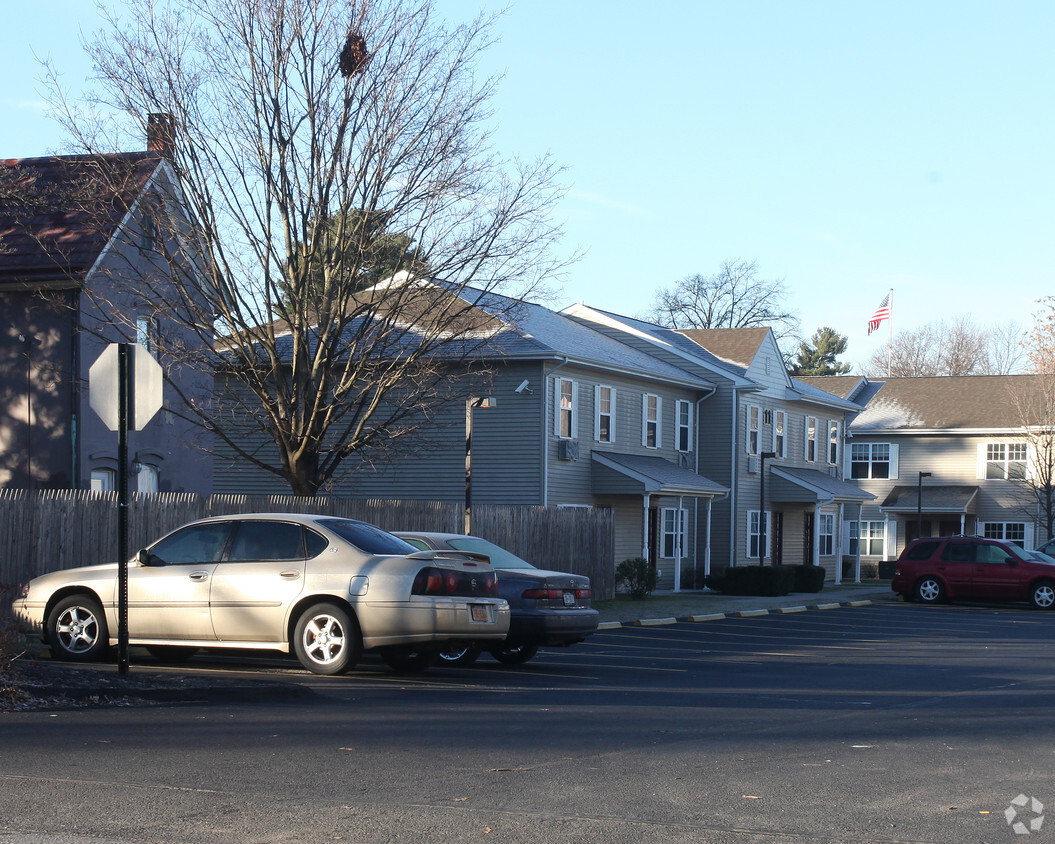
[146,113,176,158]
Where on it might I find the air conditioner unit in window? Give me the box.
[747,455,760,474]
[557,439,579,461]
[678,452,693,469]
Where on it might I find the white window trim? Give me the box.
[642,393,661,449]
[660,507,689,559]
[805,416,818,463]
[828,420,840,466]
[849,442,899,480]
[676,399,692,453]
[554,377,578,439]
[819,512,834,556]
[848,520,886,558]
[595,384,616,444]
[747,510,770,560]
[772,410,786,458]
[978,441,1029,480]
[746,404,760,455]
[980,521,1032,548]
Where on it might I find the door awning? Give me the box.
[880,485,979,515]
[768,466,876,505]
[591,452,728,498]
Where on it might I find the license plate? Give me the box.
[470,603,492,623]
[563,591,575,607]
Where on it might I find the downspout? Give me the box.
[541,357,570,506]
[692,390,714,590]
[729,388,741,567]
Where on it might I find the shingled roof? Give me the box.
[0,152,162,286]
[847,375,1054,431]
[674,327,771,370]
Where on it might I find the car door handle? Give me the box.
[280,570,301,580]
[189,571,210,582]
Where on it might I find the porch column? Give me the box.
[813,502,822,568]
[642,493,651,561]
[704,498,713,581]
[854,503,863,583]
[836,503,844,584]
[674,496,684,592]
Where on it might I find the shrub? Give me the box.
[786,564,826,593]
[616,557,658,600]
[717,565,793,596]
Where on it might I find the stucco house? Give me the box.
[800,374,1055,569]
[0,136,212,493]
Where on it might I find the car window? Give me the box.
[305,529,329,558]
[905,541,940,560]
[975,544,1012,565]
[149,522,231,565]
[401,537,431,552]
[446,537,535,569]
[228,521,305,562]
[317,519,419,555]
[940,542,974,563]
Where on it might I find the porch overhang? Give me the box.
[880,485,979,515]
[591,452,728,499]
[769,466,876,506]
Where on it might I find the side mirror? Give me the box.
[1004,556,1018,566]
[134,549,152,567]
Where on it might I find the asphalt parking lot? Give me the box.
[5,599,1055,843]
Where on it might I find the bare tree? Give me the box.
[1026,296,1055,374]
[1007,376,1055,544]
[863,316,1024,377]
[44,0,568,496]
[647,259,800,348]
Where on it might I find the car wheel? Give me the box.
[915,577,945,604]
[490,643,539,666]
[1030,581,1055,610]
[379,646,437,673]
[293,603,361,675]
[145,645,199,662]
[436,645,482,667]
[47,594,109,662]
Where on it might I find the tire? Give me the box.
[1030,581,1055,610]
[490,643,539,666]
[379,646,437,674]
[145,645,199,662]
[915,577,945,604]
[293,603,361,675]
[436,644,482,667]
[47,594,109,662]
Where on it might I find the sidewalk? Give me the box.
[593,582,897,627]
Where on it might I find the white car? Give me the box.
[13,513,510,674]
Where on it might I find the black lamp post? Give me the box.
[917,471,932,538]
[759,451,777,563]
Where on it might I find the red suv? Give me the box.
[892,536,1055,609]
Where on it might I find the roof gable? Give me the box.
[0,152,162,285]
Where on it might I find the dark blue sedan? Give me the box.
[396,532,599,666]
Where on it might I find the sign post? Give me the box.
[89,343,164,676]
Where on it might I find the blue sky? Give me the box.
[3,1,1053,370]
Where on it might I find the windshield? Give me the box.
[446,537,535,569]
[318,519,420,556]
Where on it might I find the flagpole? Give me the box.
[887,288,893,377]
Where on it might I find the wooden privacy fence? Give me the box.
[0,490,615,600]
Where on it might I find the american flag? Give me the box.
[868,292,891,335]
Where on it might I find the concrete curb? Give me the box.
[598,598,875,629]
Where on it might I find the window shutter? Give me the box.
[976,443,988,480]
[1025,523,1035,549]
[1027,442,1038,482]
[888,443,899,479]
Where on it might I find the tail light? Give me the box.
[522,587,591,600]
[413,566,497,597]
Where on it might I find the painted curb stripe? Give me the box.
[634,617,678,626]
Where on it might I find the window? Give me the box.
[986,443,1027,480]
[136,316,160,355]
[747,510,770,559]
[982,522,1027,548]
[642,394,661,448]
[676,400,692,452]
[90,469,115,492]
[849,521,885,557]
[819,513,834,556]
[229,521,306,562]
[140,211,162,251]
[661,508,688,558]
[772,410,786,458]
[136,463,159,494]
[147,522,233,565]
[746,405,760,455]
[805,416,818,462]
[828,420,840,465]
[851,443,892,479]
[555,378,577,439]
[595,385,615,443]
